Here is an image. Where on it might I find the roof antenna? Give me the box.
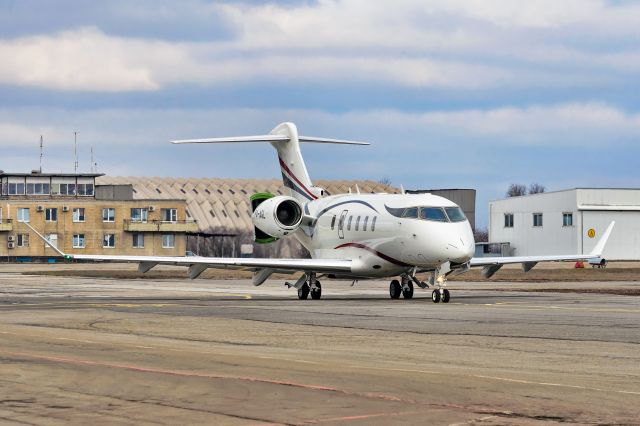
[90,146,97,173]
[74,131,79,173]
[39,135,43,173]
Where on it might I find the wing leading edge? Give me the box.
[23,222,352,277]
[469,221,615,278]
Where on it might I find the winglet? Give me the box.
[23,222,72,259]
[589,221,615,257]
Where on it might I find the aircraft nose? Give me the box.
[447,236,474,262]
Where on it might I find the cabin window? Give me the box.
[347,215,353,231]
[363,216,369,231]
[355,216,361,231]
[371,216,377,232]
[330,215,336,230]
[562,213,573,227]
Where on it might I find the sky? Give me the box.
[1,0,639,228]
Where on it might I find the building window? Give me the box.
[26,182,50,195]
[45,234,58,249]
[363,216,369,231]
[162,234,175,248]
[132,233,144,248]
[103,234,115,248]
[355,216,361,231]
[8,182,25,195]
[73,208,85,222]
[45,208,58,222]
[17,234,29,247]
[77,183,94,196]
[73,234,85,248]
[102,208,115,222]
[347,215,353,231]
[371,216,377,232]
[131,208,148,223]
[533,213,543,227]
[563,213,573,227]
[504,213,514,228]
[330,215,336,230]
[17,208,30,223]
[51,183,76,196]
[161,208,177,223]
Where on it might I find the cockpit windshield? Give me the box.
[385,205,467,223]
[445,207,466,222]
[420,207,448,222]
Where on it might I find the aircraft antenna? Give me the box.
[74,131,79,173]
[39,135,43,173]
[400,184,405,194]
[355,184,360,194]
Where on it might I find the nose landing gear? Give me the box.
[431,288,450,303]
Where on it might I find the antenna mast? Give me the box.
[39,135,43,173]
[74,131,78,173]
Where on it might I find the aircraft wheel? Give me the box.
[402,282,414,299]
[298,283,310,300]
[431,290,441,303]
[442,289,450,303]
[310,281,322,300]
[389,279,401,299]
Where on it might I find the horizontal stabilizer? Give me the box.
[171,135,369,145]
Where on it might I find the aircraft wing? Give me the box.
[23,223,352,279]
[72,254,351,273]
[469,221,615,278]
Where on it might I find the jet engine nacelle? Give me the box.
[251,196,303,238]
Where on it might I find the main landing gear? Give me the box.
[388,276,418,300]
[295,273,322,300]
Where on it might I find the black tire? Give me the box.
[402,282,414,299]
[389,279,401,299]
[431,290,441,303]
[310,281,322,300]
[442,289,450,303]
[298,284,309,300]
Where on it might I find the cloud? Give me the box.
[0,27,177,91]
[1,102,638,151]
[1,1,639,92]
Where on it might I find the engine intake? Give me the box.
[251,195,303,239]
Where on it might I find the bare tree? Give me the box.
[378,176,392,186]
[528,183,546,194]
[473,227,488,243]
[506,183,527,197]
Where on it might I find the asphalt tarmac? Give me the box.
[1,271,639,425]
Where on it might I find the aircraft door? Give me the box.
[338,210,348,239]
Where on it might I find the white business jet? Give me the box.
[28,122,614,303]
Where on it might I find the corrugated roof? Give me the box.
[97,177,398,235]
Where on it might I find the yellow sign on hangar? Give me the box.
[587,228,596,238]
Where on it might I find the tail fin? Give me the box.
[172,122,368,203]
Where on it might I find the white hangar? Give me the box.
[489,188,640,261]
